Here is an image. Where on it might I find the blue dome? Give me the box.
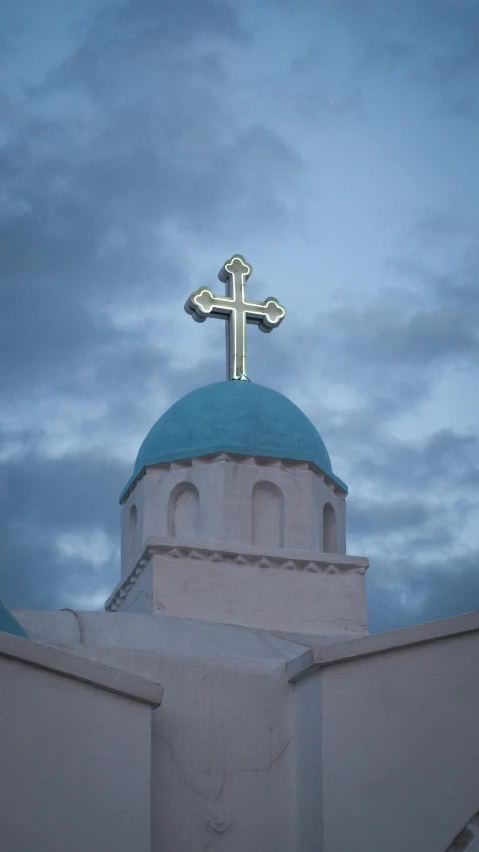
[0,599,28,639]
[121,381,347,500]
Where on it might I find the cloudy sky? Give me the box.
[1,0,478,633]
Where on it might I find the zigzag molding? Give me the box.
[120,452,346,504]
[105,542,367,612]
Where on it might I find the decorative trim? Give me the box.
[105,558,149,613]
[120,453,347,504]
[105,540,368,612]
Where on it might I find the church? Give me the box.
[1,255,478,852]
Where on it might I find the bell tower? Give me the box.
[106,257,368,638]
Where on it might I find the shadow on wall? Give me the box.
[252,481,285,548]
[167,483,200,539]
[129,504,137,565]
[323,502,338,553]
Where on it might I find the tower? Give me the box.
[106,256,368,637]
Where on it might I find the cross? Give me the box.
[185,255,286,381]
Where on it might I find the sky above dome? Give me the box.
[0,0,478,631]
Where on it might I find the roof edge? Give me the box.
[0,632,164,707]
[287,610,479,682]
[120,449,348,503]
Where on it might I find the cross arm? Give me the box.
[244,297,286,331]
[185,288,234,322]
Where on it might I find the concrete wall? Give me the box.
[151,655,295,852]
[108,539,369,636]
[149,549,367,635]
[11,609,479,852]
[318,628,479,852]
[0,649,156,852]
[120,454,347,579]
[44,643,300,852]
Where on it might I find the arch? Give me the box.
[323,502,338,553]
[167,482,200,539]
[128,504,138,566]
[252,481,284,548]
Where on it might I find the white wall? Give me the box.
[319,629,479,852]
[32,626,303,852]
[120,454,347,579]
[148,549,368,635]
[12,609,479,852]
[151,656,295,852]
[0,654,154,852]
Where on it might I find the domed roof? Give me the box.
[0,598,28,639]
[121,381,347,501]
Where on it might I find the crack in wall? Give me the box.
[156,731,291,807]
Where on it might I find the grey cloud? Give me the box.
[336,0,479,72]
[324,254,479,372]
[276,236,479,443]
[367,549,479,633]
[0,453,126,610]
[353,429,479,491]
[348,499,433,536]
[0,0,302,394]
[285,0,479,115]
[0,0,477,636]
[0,0,308,615]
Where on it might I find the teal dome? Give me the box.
[121,381,347,500]
[0,599,28,639]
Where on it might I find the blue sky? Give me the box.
[0,0,478,631]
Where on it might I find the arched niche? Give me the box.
[129,504,138,566]
[323,502,338,553]
[252,481,285,548]
[167,483,200,539]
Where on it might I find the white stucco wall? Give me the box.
[0,641,158,852]
[151,655,295,852]
[16,612,310,852]
[71,648,297,852]
[12,609,479,852]
[120,454,347,580]
[149,549,367,635]
[108,539,369,636]
[295,620,479,852]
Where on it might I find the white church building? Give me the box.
[1,256,479,852]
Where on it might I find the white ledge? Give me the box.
[105,536,368,612]
[287,610,479,682]
[120,452,348,503]
[0,631,164,707]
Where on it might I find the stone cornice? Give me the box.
[119,452,348,504]
[105,537,368,612]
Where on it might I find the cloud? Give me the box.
[281,0,479,117]
[335,0,479,75]
[0,0,304,453]
[367,549,479,633]
[0,0,308,612]
[0,0,477,637]
[0,453,125,610]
